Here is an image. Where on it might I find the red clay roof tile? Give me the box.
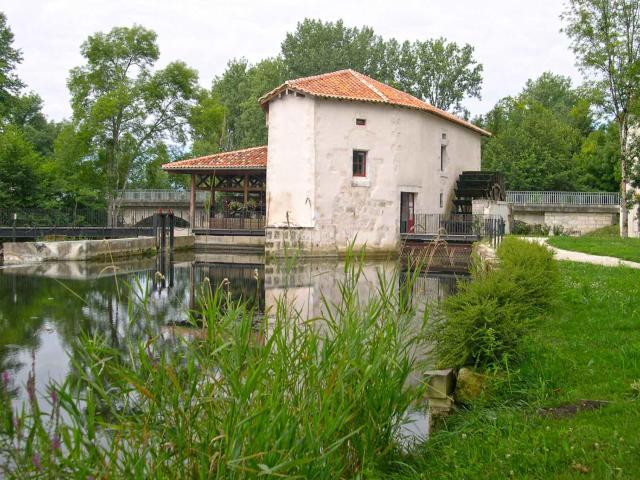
[162,146,267,171]
[259,69,490,137]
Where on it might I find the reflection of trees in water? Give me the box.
[400,270,462,306]
[191,263,264,314]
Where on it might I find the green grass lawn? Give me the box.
[396,262,640,479]
[547,225,640,263]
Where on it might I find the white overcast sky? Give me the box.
[2,0,582,121]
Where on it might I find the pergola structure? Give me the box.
[162,146,267,230]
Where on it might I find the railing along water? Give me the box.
[506,191,619,206]
[404,213,505,246]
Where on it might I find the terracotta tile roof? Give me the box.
[162,146,267,171]
[259,69,490,137]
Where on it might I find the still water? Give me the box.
[0,251,464,427]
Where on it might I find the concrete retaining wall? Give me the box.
[2,235,195,265]
[512,205,618,235]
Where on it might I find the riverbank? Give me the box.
[397,261,640,478]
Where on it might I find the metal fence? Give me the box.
[192,210,266,231]
[405,213,505,245]
[506,191,619,206]
[120,190,209,203]
[0,209,109,227]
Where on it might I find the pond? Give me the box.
[0,251,465,438]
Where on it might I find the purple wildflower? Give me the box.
[1,370,9,389]
[26,372,36,407]
[51,434,61,451]
[50,388,58,407]
[32,452,42,471]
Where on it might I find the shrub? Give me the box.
[429,237,558,370]
[511,220,530,235]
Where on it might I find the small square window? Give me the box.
[353,150,367,177]
[356,118,366,126]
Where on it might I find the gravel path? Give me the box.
[524,237,640,270]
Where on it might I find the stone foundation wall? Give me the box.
[3,235,195,265]
[544,212,617,234]
[265,227,399,257]
[512,205,618,235]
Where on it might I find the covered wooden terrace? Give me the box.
[161,146,267,233]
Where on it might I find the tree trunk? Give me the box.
[620,179,628,238]
[619,120,629,238]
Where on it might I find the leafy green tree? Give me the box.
[397,38,483,115]
[189,90,226,157]
[0,12,23,120]
[67,25,200,224]
[575,122,620,191]
[211,57,287,150]
[8,92,62,156]
[562,0,640,236]
[482,73,597,191]
[281,19,395,83]
[482,99,583,190]
[0,125,47,209]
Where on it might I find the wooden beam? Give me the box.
[243,173,249,205]
[189,173,196,228]
[210,171,216,220]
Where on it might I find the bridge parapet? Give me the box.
[507,191,619,206]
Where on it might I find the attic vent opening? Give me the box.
[295,92,305,98]
[442,133,447,140]
[356,118,366,126]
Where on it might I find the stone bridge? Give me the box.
[506,191,619,234]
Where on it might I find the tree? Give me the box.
[281,19,395,83]
[210,58,287,150]
[0,125,46,209]
[482,73,595,191]
[562,0,640,236]
[67,25,200,224]
[0,12,24,120]
[397,38,483,115]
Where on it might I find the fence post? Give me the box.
[168,210,175,252]
[12,212,16,242]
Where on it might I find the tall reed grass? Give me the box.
[0,251,428,478]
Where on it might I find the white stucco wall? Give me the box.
[266,95,483,254]
[266,92,316,228]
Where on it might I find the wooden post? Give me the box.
[189,173,196,230]
[243,174,249,205]
[210,172,216,228]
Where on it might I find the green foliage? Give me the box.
[562,0,640,234]
[481,72,619,191]
[429,237,558,370]
[211,57,287,150]
[0,12,24,119]
[396,262,640,479]
[0,258,427,478]
[67,25,200,217]
[281,18,396,83]
[0,125,52,209]
[397,38,483,115]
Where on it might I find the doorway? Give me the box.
[400,192,415,233]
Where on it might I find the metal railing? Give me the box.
[120,190,209,203]
[193,210,266,231]
[404,213,505,245]
[506,191,619,206]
